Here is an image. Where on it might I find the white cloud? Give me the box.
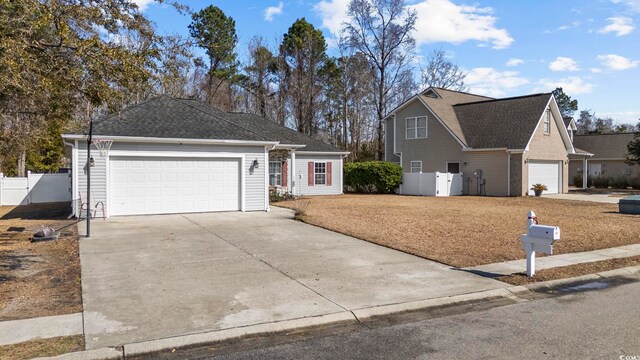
[597,111,640,122]
[505,58,524,67]
[465,67,529,97]
[548,57,580,72]
[534,77,594,95]
[264,2,284,22]
[314,0,514,49]
[598,16,634,36]
[591,68,603,73]
[611,0,640,11]
[597,54,640,70]
[314,0,350,34]
[132,0,153,11]
[410,0,514,49]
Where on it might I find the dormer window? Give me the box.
[544,109,551,135]
[406,116,427,139]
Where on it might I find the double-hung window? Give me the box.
[269,161,282,186]
[543,110,551,135]
[406,116,427,139]
[410,161,422,173]
[314,162,326,185]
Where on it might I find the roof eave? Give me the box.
[61,134,279,147]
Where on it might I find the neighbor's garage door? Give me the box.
[110,157,240,216]
[528,161,560,195]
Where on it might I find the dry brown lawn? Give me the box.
[497,255,640,285]
[0,335,84,360]
[277,194,640,268]
[0,203,82,321]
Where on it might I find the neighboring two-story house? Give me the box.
[384,87,578,196]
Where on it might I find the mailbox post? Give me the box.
[520,210,560,277]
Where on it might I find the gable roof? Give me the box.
[86,96,344,153]
[419,88,493,145]
[572,133,637,159]
[453,93,553,149]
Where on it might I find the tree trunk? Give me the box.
[17,150,26,177]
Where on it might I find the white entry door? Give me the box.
[110,157,240,216]
[528,161,561,195]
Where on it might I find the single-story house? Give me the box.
[568,133,639,186]
[62,96,348,217]
[384,87,579,196]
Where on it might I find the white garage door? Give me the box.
[528,161,560,195]
[110,157,240,216]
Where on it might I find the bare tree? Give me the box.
[421,49,467,91]
[344,0,417,160]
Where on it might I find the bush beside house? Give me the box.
[344,161,402,194]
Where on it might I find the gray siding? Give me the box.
[395,100,465,173]
[74,141,267,216]
[294,154,343,195]
[77,142,108,210]
[384,117,400,163]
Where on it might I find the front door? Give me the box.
[589,163,602,177]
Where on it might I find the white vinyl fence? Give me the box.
[400,172,463,196]
[0,172,71,206]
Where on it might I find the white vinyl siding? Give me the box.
[74,142,267,216]
[406,116,427,139]
[294,153,343,195]
[410,161,422,173]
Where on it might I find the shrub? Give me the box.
[344,161,402,194]
[572,174,583,188]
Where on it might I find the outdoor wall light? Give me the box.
[89,157,95,167]
[252,159,259,168]
[524,158,529,164]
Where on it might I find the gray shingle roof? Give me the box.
[453,93,553,149]
[90,96,344,152]
[420,88,493,144]
[572,133,637,159]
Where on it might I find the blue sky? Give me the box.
[140,0,640,124]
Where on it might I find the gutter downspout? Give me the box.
[507,151,511,197]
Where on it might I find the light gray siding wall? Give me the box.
[75,141,267,215]
[384,117,400,163]
[395,100,465,173]
[294,154,343,195]
[77,141,107,211]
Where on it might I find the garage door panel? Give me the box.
[110,157,240,216]
[528,161,560,195]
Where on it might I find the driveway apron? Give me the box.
[80,207,505,349]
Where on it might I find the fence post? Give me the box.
[27,171,32,204]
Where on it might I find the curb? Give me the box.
[31,264,640,359]
[32,347,122,360]
[351,287,523,320]
[123,311,356,357]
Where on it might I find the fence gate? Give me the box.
[0,172,71,206]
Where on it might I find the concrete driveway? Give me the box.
[542,193,622,203]
[80,207,505,349]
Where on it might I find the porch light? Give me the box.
[252,159,259,168]
[89,157,95,167]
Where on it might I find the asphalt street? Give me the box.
[139,278,640,360]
